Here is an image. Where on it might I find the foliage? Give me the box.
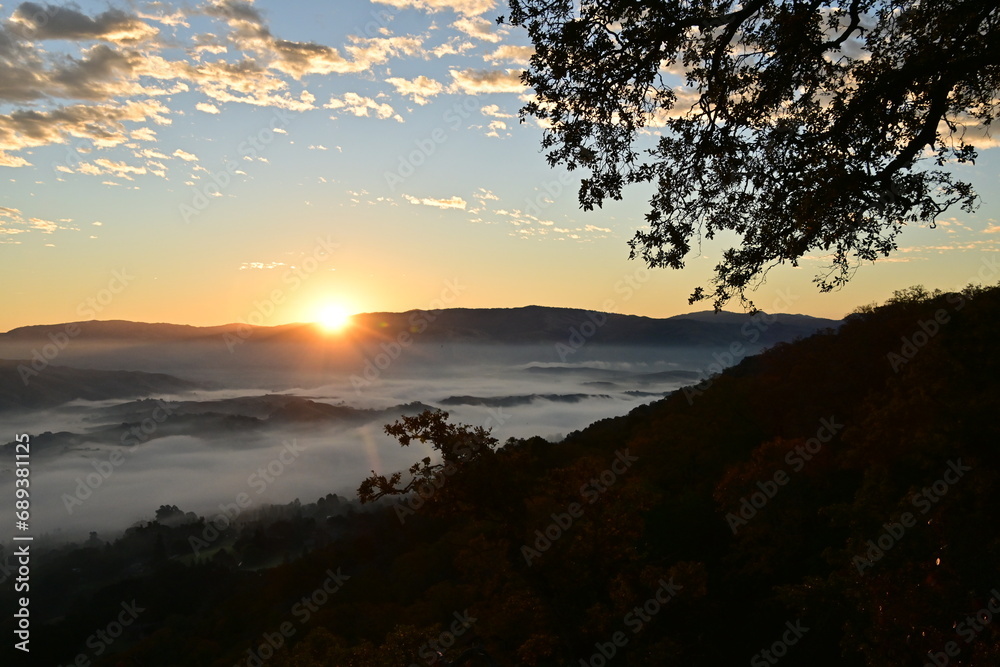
[7,283,1000,666]
[505,0,997,308]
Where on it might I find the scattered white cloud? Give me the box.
[485,44,533,64]
[485,119,508,138]
[473,188,499,201]
[196,102,221,114]
[481,104,514,118]
[0,100,172,168]
[173,148,199,161]
[373,0,496,17]
[326,93,403,122]
[0,206,77,236]
[453,16,501,43]
[404,194,468,210]
[239,261,287,270]
[386,75,444,105]
[450,68,526,94]
[431,38,476,57]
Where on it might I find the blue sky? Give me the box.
[2,0,999,331]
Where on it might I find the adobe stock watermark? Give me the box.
[350,277,466,393]
[924,587,1000,667]
[522,449,638,566]
[180,107,294,223]
[683,289,800,404]
[393,407,511,524]
[556,267,649,362]
[63,400,175,514]
[235,567,350,667]
[410,610,477,666]
[889,256,999,372]
[189,439,306,555]
[750,619,810,666]
[853,459,972,573]
[578,578,681,667]
[384,99,480,191]
[224,235,339,352]
[56,600,145,667]
[18,268,134,385]
[725,417,843,535]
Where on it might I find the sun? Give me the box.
[316,303,352,333]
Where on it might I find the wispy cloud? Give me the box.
[373,0,496,17]
[453,16,502,43]
[404,194,468,210]
[173,149,199,162]
[485,44,533,65]
[385,75,444,105]
[326,93,403,122]
[450,68,525,94]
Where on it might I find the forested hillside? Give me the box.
[5,285,999,667]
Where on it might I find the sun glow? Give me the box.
[316,303,352,332]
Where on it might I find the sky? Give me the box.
[1,0,999,332]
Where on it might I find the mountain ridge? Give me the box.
[0,306,841,347]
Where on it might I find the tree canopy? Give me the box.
[506,0,999,308]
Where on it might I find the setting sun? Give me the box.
[316,304,352,332]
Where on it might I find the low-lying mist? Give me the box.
[0,339,762,543]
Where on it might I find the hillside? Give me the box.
[0,306,840,348]
[3,285,996,667]
[0,360,203,411]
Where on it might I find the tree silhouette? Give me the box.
[506,0,998,308]
[357,409,499,508]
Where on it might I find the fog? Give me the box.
[0,339,751,543]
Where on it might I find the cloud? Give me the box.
[373,0,496,17]
[473,187,499,201]
[485,44,533,64]
[0,205,76,235]
[452,16,501,43]
[268,39,364,78]
[485,119,507,138]
[0,100,171,160]
[173,149,199,162]
[137,4,190,28]
[385,75,443,105]
[203,0,422,78]
[404,194,468,210]
[0,152,30,167]
[76,158,148,179]
[8,3,158,43]
[481,103,514,118]
[182,59,317,110]
[0,0,512,167]
[239,261,287,270]
[326,93,403,122]
[0,41,163,103]
[983,223,1000,234]
[430,38,475,57]
[131,127,157,141]
[943,117,1000,150]
[449,68,525,94]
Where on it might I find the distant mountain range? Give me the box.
[0,307,840,411]
[0,306,840,347]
